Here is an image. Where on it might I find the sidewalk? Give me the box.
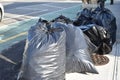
[106,1,120,41]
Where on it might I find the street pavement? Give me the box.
[0,2,81,52]
[0,2,81,26]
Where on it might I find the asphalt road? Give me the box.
[0,1,81,26]
[0,2,81,52]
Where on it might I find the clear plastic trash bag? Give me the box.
[51,17,98,74]
[17,19,66,80]
[64,24,98,74]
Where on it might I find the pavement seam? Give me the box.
[112,42,119,80]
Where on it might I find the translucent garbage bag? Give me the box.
[64,24,98,74]
[50,17,98,74]
[18,19,66,80]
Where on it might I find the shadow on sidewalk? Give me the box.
[0,40,25,80]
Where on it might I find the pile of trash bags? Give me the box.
[74,2,117,46]
[17,2,117,80]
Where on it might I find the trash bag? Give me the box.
[73,8,94,26]
[83,34,98,54]
[51,17,98,73]
[92,6,117,45]
[80,24,112,55]
[51,15,73,24]
[18,19,66,80]
[64,24,98,74]
[97,0,106,9]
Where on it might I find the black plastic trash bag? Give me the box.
[80,24,112,55]
[92,6,117,45]
[63,24,98,74]
[51,15,73,24]
[73,8,94,26]
[17,19,66,80]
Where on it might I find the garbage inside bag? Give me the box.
[80,24,112,55]
[84,34,98,54]
[92,6,117,45]
[73,8,94,26]
[18,19,66,80]
[64,24,98,74]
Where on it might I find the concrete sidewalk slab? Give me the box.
[106,1,120,41]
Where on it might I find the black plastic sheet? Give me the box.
[80,24,112,55]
